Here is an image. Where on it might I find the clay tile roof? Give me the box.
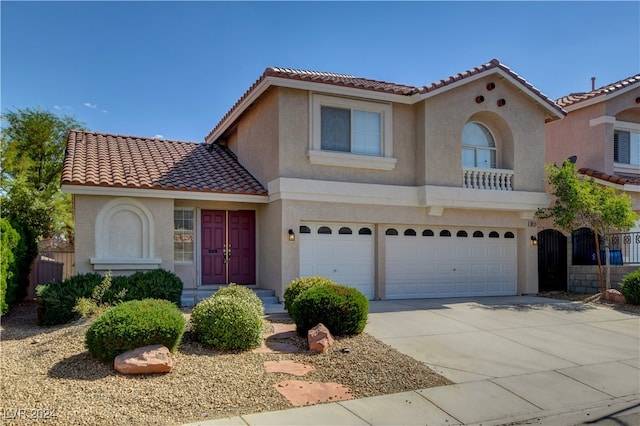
[579,168,640,186]
[206,59,564,142]
[556,74,640,108]
[420,59,564,117]
[61,130,267,196]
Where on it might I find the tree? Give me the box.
[1,107,85,241]
[536,161,638,292]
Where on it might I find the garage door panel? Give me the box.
[386,227,517,299]
[300,223,374,300]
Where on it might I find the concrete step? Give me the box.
[180,287,281,308]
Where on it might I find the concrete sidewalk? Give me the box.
[186,296,640,426]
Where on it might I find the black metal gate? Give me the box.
[538,229,567,292]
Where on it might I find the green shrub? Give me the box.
[283,276,337,312]
[85,299,185,362]
[191,295,264,351]
[119,269,183,305]
[290,283,368,336]
[620,269,640,305]
[0,219,19,315]
[74,271,127,318]
[36,273,104,325]
[214,283,264,316]
[36,269,184,326]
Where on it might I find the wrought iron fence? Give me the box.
[609,231,640,265]
[572,230,640,265]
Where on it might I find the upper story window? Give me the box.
[322,107,381,155]
[309,94,396,170]
[614,129,640,167]
[462,122,496,169]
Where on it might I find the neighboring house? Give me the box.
[542,74,640,292]
[62,59,565,305]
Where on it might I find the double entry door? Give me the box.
[201,210,255,285]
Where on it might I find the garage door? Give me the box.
[299,223,375,299]
[385,227,517,299]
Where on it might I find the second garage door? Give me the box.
[299,223,375,300]
[385,227,517,299]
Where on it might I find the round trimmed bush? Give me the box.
[85,299,186,362]
[214,283,264,316]
[290,283,368,336]
[620,269,640,305]
[191,295,264,351]
[283,276,337,312]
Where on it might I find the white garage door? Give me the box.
[299,223,375,299]
[386,227,517,299]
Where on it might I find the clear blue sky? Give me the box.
[2,1,639,142]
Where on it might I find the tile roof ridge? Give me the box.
[264,66,419,90]
[556,73,640,107]
[578,167,635,185]
[69,129,202,145]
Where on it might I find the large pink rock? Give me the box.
[114,344,173,375]
[601,289,626,304]
[307,323,334,353]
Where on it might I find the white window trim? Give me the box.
[308,93,395,170]
[174,208,195,264]
[613,121,640,172]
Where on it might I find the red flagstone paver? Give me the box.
[264,323,297,339]
[273,380,354,407]
[264,360,314,376]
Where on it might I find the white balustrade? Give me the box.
[462,167,513,190]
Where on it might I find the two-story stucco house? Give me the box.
[541,74,640,293]
[62,59,565,305]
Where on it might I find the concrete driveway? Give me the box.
[365,296,640,425]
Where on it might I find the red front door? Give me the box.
[201,210,256,285]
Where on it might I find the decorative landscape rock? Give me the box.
[114,344,173,375]
[264,360,314,376]
[308,323,334,353]
[601,289,626,304]
[273,380,353,406]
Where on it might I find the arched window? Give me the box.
[456,230,468,237]
[404,229,417,236]
[386,228,398,236]
[489,231,500,238]
[473,231,484,238]
[462,122,496,169]
[338,227,352,235]
[318,226,332,234]
[299,225,311,234]
[358,227,372,235]
[422,229,434,237]
[440,230,451,237]
[504,232,515,239]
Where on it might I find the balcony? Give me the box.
[463,167,514,191]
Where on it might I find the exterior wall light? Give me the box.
[288,229,295,242]
[530,235,538,246]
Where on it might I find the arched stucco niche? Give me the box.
[615,106,640,123]
[465,111,514,170]
[90,197,162,270]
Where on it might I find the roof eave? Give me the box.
[61,184,270,202]
[562,82,640,112]
[418,67,566,121]
[204,76,418,144]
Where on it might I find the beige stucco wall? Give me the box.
[277,199,539,298]
[423,75,547,192]
[74,195,174,275]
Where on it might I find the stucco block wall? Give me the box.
[73,195,174,275]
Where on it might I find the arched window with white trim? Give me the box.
[462,122,496,169]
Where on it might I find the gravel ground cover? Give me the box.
[1,302,451,426]
[539,291,640,315]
